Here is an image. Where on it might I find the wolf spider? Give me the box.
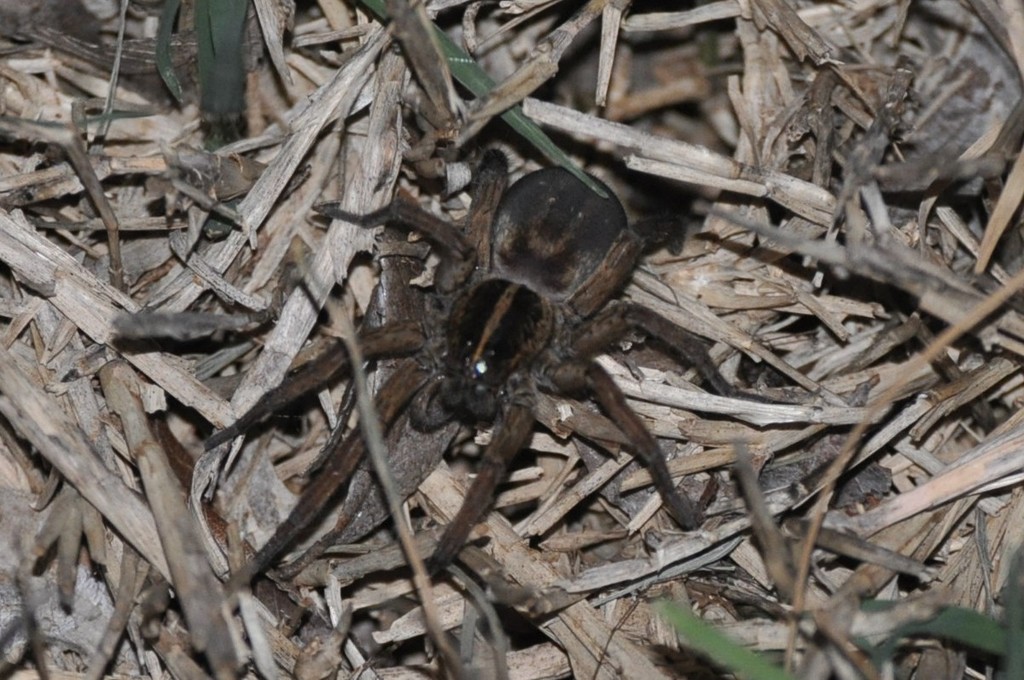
[210,151,749,576]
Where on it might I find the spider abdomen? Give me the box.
[491,167,628,300]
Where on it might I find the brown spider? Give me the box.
[210,150,747,576]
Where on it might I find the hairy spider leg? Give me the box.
[429,403,534,570]
[230,360,430,586]
[465,150,509,270]
[542,299,764,530]
[318,196,472,261]
[548,361,703,530]
[572,302,741,398]
[206,321,425,450]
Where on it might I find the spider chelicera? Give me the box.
[210,150,747,577]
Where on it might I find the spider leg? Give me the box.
[277,415,459,580]
[465,150,509,270]
[318,194,480,293]
[317,194,472,260]
[207,321,424,450]
[429,403,534,570]
[234,359,431,583]
[571,301,739,397]
[565,232,642,317]
[548,361,703,530]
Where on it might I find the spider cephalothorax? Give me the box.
[413,159,635,429]
[210,150,747,576]
[424,278,555,425]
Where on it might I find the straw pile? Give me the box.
[0,1,1021,678]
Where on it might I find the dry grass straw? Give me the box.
[0,0,1022,678]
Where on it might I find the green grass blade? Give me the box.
[917,606,1005,656]
[1002,548,1024,677]
[195,0,248,144]
[156,0,184,102]
[357,0,606,196]
[855,599,1005,666]
[658,602,796,680]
